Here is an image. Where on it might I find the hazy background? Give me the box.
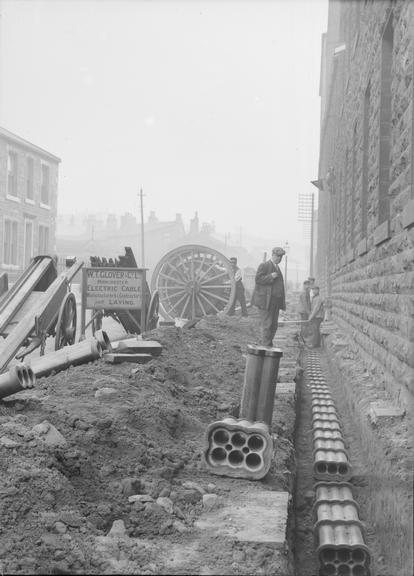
[0,0,327,263]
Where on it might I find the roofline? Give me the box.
[0,126,61,162]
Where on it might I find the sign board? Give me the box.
[82,267,143,310]
[80,266,147,337]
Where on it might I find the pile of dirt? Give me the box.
[0,312,299,575]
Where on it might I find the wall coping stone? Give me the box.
[374,219,391,246]
[356,238,368,256]
[402,198,414,229]
[346,248,355,263]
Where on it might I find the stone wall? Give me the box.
[316,0,414,408]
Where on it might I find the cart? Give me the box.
[82,247,159,336]
[0,255,83,373]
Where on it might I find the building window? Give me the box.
[24,220,34,266]
[26,157,34,201]
[41,163,50,205]
[351,123,357,248]
[344,149,349,252]
[378,14,393,224]
[38,224,49,254]
[7,151,18,197]
[362,83,370,237]
[3,219,18,265]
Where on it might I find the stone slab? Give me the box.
[402,198,414,229]
[356,238,368,256]
[276,382,296,395]
[194,489,289,545]
[368,401,405,424]
[373,219,390,246]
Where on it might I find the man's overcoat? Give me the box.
[252,260,286,311]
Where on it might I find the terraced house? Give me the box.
[0,127,60,281]
[316,0,414,408]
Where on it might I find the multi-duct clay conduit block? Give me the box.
[313,420,341,432]
[313,438,347,454]
[305,353,371,576]
[203,417,273,480]
[312,398,335,408]
[0,363,36,400]
[313,428,343,441]
[312,413,340,424]
[313,449,352,481]
[312,405,337,416]
[316,523,371,576]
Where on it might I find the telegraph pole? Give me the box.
[298,191,314,277]
[310,191,315,277]
[139,188,145,268]
[284,241,289,293]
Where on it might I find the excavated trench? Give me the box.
[293,342,413,576]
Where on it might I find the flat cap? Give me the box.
[272,247,286,256]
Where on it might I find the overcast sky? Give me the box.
[0,0,327,247]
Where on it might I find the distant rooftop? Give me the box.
[0,126,61,162]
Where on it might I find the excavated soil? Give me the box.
[0,310,299,576]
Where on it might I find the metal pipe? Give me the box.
[255,348,283,427]
[29,339,102,378]
[94,330,112,352]
[0,364,36,400]
[239,345,266,421]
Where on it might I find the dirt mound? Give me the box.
[0,313,298,575]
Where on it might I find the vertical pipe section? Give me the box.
[256,348,283,427]
[239,345,266,421]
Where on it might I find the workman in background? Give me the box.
[252,247,286,347]
[298,279,311,340]
[227,257,248,317]
[308,286,325,348]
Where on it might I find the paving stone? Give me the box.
[195,489,289,545]
[368,401,405,424]
[276,382,296,395]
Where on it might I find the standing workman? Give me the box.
[298,280,311,340]
[308,286,325,348]
[227,257,248,317]
[252,247,286,347]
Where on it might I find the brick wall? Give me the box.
[316,0,414,408]
[0,133,59,282]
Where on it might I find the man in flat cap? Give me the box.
[252,247,286,347]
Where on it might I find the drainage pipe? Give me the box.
[29,338,102,378]
[0,364,36,400]
[239,345,266,421]
[255,348,283,427]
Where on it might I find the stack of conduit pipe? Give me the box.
[0,364,36,400]
[203,345,282,480]
[307,352,352,481]
[305,351,371,576]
